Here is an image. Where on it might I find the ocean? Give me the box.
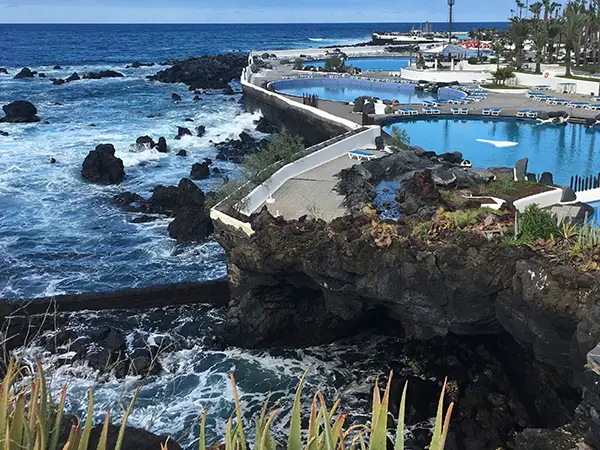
[0,23,509,448]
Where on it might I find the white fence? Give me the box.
[239,126,380,216]
[209,209,255,236]
[513,188,564,213]
[576,188,600,204]
[400,67,493,84]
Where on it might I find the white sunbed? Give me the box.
[526,111,539,118]
[451,107,461,115]
[516,110,530,118]
[460,108,470,115]
[492,108,501,116]
[348,150,376,161]
[482,108,492,116]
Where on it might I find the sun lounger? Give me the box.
[482,108,492,115]
[571,102,589,108]
[451,107,460,115]
[516,110,530,118]
[492,108,501,116]
[405,108,418,116]
[526,111,539,118]
[460,108,470,115]
[586,104,600,111]
[554,99,570,106]
[348,150,376,161]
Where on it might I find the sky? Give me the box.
[0,0,560,24]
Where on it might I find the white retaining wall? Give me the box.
[400,67,493,83]
[515,72,600,95]
[576,188,600,204]
[513,188,564,213]
[241,68,360,131]
[239,126,380,216]
[209,209,255,236]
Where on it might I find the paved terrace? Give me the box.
[262,150,385,221]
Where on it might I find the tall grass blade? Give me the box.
[439,403,454,450]
[369,372,392,450]
[288,371,307,450]
[394,381,408,450]
[50,387,68,450]
[114,389,139,450]
[429,378,449,450]
[78,390,95,450]
[199,410,208,450]
[306,395,319,450]
[10,394,26,450]
[260,409,279,450]
[96,412,111,450]
[225,417,233,450]
[229,374,247,450]
[317,394,335,450]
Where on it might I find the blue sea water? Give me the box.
[2,22,512,449]
[0,22,505,300]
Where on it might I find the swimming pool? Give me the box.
[384,118,600,185]
[271,78,465,104]
[307,57,410,72]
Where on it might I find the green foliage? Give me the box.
[578,221,600,249]
[243,129,305,184]
[0,357,139,450]
[412,221,433,240]
[467,57,478,65]
[323,55,345,73]
[293,58,305,70]
[518,204,559,242]
[387,127,411,152]
[199,372,453,450]
[485,179,519,197]
[445,209,486,229]
[491,66,516,85]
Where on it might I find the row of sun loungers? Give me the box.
[517,110,540,118]
[527,92,600,109]
[451,107,471,115]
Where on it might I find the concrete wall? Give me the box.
[239,126,380,216]
[400,67,493,83]
[515,73,600,96]
[576,188,600,204]
[210,209,254,237]
[513,188,564,213]
[242,68,360,146]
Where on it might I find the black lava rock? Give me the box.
[176,150,187,157]
[0,68,8,75]
[83,70,125,80]
[148,54,247,90]
[190,159,211,180]
[136,135,155,148]
[171,93,182,102]
[81,144,125,184]
[196,125,206,137]
[53,65,62,70]
[155,137,168,153]
[0,101,40,123]
[254,117,277,134]
[174,127,192,140]
[0,130,8,136]
[14,68,35,79]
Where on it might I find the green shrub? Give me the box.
[518,204,559,242]
[388,127,411,152]
[446,209,485,229]
[323,55,345,72]
[468,57,478,65]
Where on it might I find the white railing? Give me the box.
[239,126,380,216]
[209,209,255,236]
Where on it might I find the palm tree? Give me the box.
[508,17,530,68]
[493,42,505,71]
[530,1,544,19]
[530,21,549,73]
[560,3,590,76]
[516,0,526,18]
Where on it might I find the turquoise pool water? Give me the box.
[385,118,600,185]
[272,78,465,104]
[308,57,410,72]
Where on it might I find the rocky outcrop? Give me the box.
[174,127,191,140]
[148,54,247,90]
[0,101,40,123]
[14,68,35,79]
[190,159,211,180]
[86,424,181,450]
[0,68,8,75]
[81,144,125,184]
[114,178,213,242]
[83,70,125,80]
[214,131,266,163]
[126,61,155,68]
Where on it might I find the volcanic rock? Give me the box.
[0,130,8,136]
[397,170,445,218]
[14,68,35,79]
[156,137,168,153]
[214,132,265,163]
[126,61,155,68]
[190,159,211,180]
[196,125,206,137]
[193,95,201,102]
[254,117,277,134]
[135,136,155,148]
[174,127,192,140]
[0,68,8,75]
[53,65,62,70]
[176,150,187,157]
[0,101,40,123]
[148,54,247,90]
[81,144,125,184]
[171,93,182,102]
[87,424,181,450]
[83,70,125,80]
[66,72,81,82]
[38,73,46,78]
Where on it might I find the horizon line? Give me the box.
[0,20,510,25]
